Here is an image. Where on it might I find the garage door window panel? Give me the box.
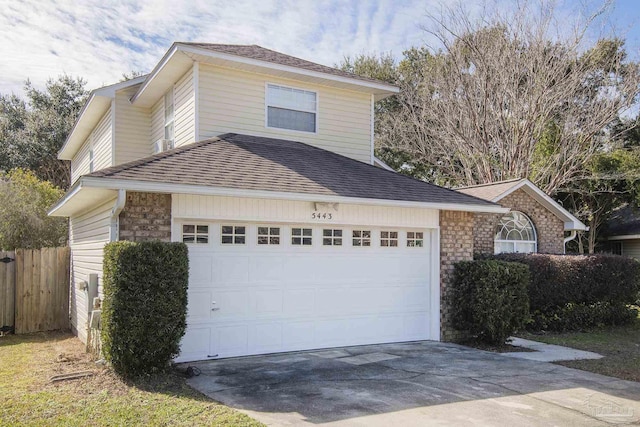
[292,227,313,246]
[407,231,424,247]
[258,226,280,245]
[323,229,343,246]
[183,224,209,244]
[381,231,398,247]
[221,225,246,245]
[352,230,371,247]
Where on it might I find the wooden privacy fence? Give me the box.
[0,247,70,334]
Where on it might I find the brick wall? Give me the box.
[474,213,502,255]
[439,210,474,342]
[473,189,566,255]
[119,192,172,242]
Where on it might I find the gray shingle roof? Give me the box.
[605,204,640,236]
[87,133,498,207]
[178,43,391,87]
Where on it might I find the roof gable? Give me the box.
[130,43,399,107]
[457,179,587,231]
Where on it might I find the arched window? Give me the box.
[494,211,537,254]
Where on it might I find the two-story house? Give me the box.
[49,43,583,362]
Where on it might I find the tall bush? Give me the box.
[487,253,640,331]
[451,260,530,344]
[102,241,189,378]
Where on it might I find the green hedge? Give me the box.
[452,260,530,344]
[102,241,189,378]
[485,253,640,331]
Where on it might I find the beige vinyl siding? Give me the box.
[68,200,114,343]
[150,97,165,152]
[114,86,152,164]
[174,68,196,147]
[623,240,640,260]
[70,107,112,183]
[71,140,91,184]
[172,194,439,228]
[198,64,372,163]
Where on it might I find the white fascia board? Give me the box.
[131,43,399,105]
[93,75,147,97]
[81,176,509,214]
[493,179,588,231]
[48,181,83,216]
[130,44,180,104]
[58,93,97,159]
[608,234,640,241]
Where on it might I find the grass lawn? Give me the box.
[0,331,263,426]
[518,317,640,382]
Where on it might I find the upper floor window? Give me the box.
[164,90,175,146]
[494,211,537,254]
[266,84,317,133]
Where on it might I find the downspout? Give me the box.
[109,189,126,242]
[563,230,577,254]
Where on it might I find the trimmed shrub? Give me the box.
[452,260,530,344]
[102,241,189,378]
[529,303,639,332]
[485,253,640,331]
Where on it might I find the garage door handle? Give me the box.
[211,307,220,311]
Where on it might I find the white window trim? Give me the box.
[182,224,210,244]
[257,225,281,245]
[164,88,175,148]
[88,143,95,173]
[352,229,372,247]
[406,231,425,248]
[291,226,314,246]
[221,224,247,245]
[322,228,343,246]
[494,211,538,254]
[264,82,319,134]
[380,230,399,248]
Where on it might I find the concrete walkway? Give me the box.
[186,341,639,426]
[502,337,604,362]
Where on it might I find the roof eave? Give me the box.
[492,179,587,231]
[70,176,508,214]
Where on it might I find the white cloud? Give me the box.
[0,0,444,95]
[0,0,631,96]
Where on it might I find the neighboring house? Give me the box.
[49,43,581,362]
[603,204,640,259]
[457,179,587,255]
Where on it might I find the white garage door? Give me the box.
[176,222,436,362]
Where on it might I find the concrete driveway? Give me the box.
[186,341,640,426]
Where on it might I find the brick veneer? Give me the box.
[473,189,565,255]
[119,192,172,242]
[439,210,474,341]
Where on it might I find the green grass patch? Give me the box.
[0,331,263,426]
[519,314,640,382]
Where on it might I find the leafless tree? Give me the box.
[377,0,640,194]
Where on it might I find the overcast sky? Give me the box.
[1,0,638,96]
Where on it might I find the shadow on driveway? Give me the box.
[185,341,640,426]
